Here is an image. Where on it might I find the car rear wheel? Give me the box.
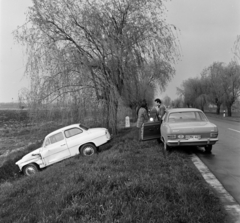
[205,145,212,153]
[165,143,171,152]
[23,164,39,176]
[162,137,170,151]
[80,144,97,156]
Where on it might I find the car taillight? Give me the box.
[210,132,218,138]
[168,135,176,139]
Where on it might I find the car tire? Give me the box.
[165,144,171,152]
[157,138,161,144]
[205,145,212,153]
[162,138,171,152]
[23,163,39,176]
[80,144,97,156]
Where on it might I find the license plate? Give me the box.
[186,135,201,140]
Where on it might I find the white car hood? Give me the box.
[16,148,41,165]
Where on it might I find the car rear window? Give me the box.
[50,132,64,144]
[168,111,208,122]
[65,128,83,138]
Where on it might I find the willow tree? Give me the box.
[15,0,179,134]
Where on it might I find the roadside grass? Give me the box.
[0,128,228,223]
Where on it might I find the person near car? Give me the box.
[154,98,166,121]
[136,99,149,140]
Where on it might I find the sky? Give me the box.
[0,0,240,103]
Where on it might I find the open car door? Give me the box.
[140,121,161,141]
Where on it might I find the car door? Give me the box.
[41,132,71,166]
[141,120,161,141]
[64,127,86,155]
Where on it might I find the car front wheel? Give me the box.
[205,145,212,153]
[23,164,39,176]
[80,144,97,156]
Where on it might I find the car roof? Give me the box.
[46,123,81,137]
[167,108,203,113]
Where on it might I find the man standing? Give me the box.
[154,98,166,121]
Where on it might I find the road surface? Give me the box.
[197,116,240,205]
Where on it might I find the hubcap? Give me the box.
[26,166,36,176]
[83,147,94,156]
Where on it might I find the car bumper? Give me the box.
[167,138,218,147]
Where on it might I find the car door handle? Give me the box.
[61,144,66,146]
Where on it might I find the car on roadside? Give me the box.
[141,108,218,153]
[16,123,111,176]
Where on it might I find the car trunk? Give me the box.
[168,122,215,136]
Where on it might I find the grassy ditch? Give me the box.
[0,128,228,223]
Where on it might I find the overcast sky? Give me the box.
[0,0,240,102]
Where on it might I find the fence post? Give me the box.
[125,116,130,128]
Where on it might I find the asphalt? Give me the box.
[198,112,240,223]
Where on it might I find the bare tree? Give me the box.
[177,77,208,111]
[171,97,183,108]
[201,63,225,114]
[163,95,171,108]
[222,61,240,116]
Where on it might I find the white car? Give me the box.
[16,124,111,176]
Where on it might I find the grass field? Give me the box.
[0,127,229,223]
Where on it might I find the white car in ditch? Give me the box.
[16,124,111,176]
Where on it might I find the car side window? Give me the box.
[64,128,83,138]
[50,132,64,144]
[198,112,208,121]
[44,138,51,147]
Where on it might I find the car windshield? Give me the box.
[168,111,208,123]
[79,124,89,130]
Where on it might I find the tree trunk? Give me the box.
[227,105,232,117]
[216,104,221,115]
[131,107,137,122]
[106,86,119,135]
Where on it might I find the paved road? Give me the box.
[196,116,240,204]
